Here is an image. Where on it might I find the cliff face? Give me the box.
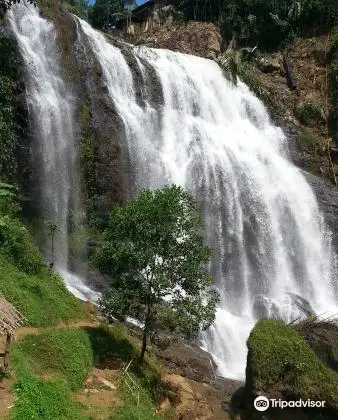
[127,21,222,60]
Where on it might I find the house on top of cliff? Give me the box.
[118,1,181,35]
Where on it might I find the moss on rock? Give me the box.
[246,320,338,411]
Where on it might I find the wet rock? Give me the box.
[257,57,280,73]
[153,335,217,383]
[304,172,338,263]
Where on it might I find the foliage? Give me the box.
[172,0,338,50]
[0,181,19,215]
[0,256,87,326]
[92,185,219,362]
[11,324,169,419]
[12,328,94,389]
[12,372,85,420]
[247,319,338,404]
[112,374,164,420]
[46,220,58,265]
[88,0,124,29]
[0,215,44,274]
[60,0,89,19]
[329,27,338,141]
[0,75,16,180]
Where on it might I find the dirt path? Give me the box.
[15,319,100,340]
[0,319,101,419]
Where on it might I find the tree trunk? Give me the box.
[139,330,147,364]
[3,330,11,371]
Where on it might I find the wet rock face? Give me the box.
[73,25,133,223]
[0,27,35,213]
[153,336,217,383]
[304,171,338,263]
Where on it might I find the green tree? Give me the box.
[46,220,58,267]
[0,181,18,218]
[92,185,219,363]
[60,0,90,19]
[88,0,124,29]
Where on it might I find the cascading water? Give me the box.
[76,19,337,378]
[8,4,100,302]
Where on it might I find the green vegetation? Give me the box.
[93,185,219,363]
[12,328,94,389]
[13,373,85,420]
[112,376,164,420]
[296,125,321,154]
[295,100,326,127]
[329,27,338,141]
[60,0,89,19]
[0,187,86,326]
[46,220,58,266]
[172,0,338,49]
[0,257,86,326]
[247,319,338,404]
[0,33,23,182]
[9,324,169,420]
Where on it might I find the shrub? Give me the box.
[0,216,43,274]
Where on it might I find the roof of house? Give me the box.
[0,295,24,338]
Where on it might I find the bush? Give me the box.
[0,216,43,274]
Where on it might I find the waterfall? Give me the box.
[7,2,337,379]
[8,4,100,302]
[77,19,337,379]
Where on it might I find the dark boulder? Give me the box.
[297,320,338,372]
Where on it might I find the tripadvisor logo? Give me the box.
[254,396,270,411]
[254,396,326,411]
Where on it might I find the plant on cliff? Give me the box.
[92,185,219,363]
[329,27,338,142]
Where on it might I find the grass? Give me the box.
[9,324,171,420]
[12,373,86,420]
[111,373,165,420]
[0,256,87,327]
[11,328,94,389]
[84,324,167,402]
[247,319,338,405]
[296,125,321,153]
